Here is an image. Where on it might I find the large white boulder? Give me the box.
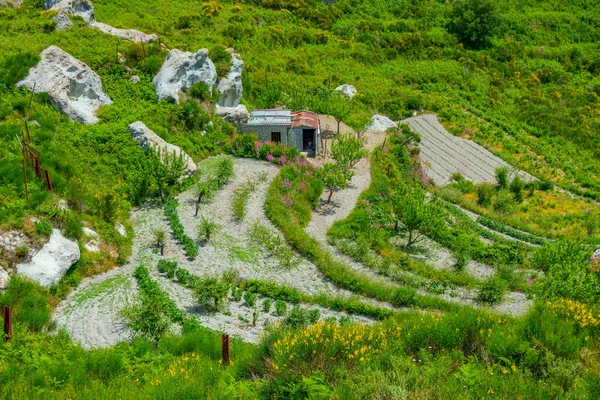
[51,0,95,23]
[52,11,73,31]
[153,49,217,104]
[90,22,158,43]
[128,121,197,177]
[366,114,397,131]
[17,230,80,287]
[43,0,61,9]
[17,46,112,124]
[217,49,244,107]
[335,84,357,98]
[215,104,250,131]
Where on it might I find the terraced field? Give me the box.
[406,114,536,185]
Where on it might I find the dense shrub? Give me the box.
[477,277,506,304]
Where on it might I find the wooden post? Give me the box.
[4,306,12,342]
[221,334,230,365]
[45,169,53,192]
[24,120,31,143]
[21,135,29,204]
[28,82,36,110]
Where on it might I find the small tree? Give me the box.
[448,0,500,49]
[510,175,525,203]
[198,215,220,244]
[151,228,166,256]
[195,277,230,313]
[495,166,510,190]
[215,156,234,186]
[319,162,354,203]
[392,184,446,249]
[147,146,187,204]
[327,93,352,135]
[121,293,171,345]
[195,177,216,216]
[330,133,368,172]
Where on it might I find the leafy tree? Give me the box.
[327,92,352,134]
[121,293,171,345]
[448,0,500,49]
[392,184,446,248]
[510,175,525,203]
[198,214,220,243]
[195,277,230,313]
[146,146,187,204]
[495,166,510,190]
[319,162,353,203]
[330,133,368,172]
[151,228,166,256]
[195,176,217,216]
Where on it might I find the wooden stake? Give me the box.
[24,119,31,143]
[222,334,230,365]
[21,132,29,204]
[45,169,53,192]
[4,306,12,342]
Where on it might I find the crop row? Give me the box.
[133,265,199,329]
[477,215,546,245]
[165,198,199,259]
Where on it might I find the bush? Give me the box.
[476,183,494,206]
[195,277,230,313]
[157,259,177,279]
[0,276,51,332]
[197,214,220,244]
[285,306,309,328]
[188,82,211,101]
[232,287,243,302]
[84,349,125,382]
[392,287,417,307]
[34,220,52,237]
[262,298,272,313]
[165,198,199,259]
[477,277,506,304]
[308,309,321,324]
[244,291,257,307]
[275,300,288,316]
[448,0,500,49]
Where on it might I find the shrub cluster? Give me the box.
[478,216,546,245]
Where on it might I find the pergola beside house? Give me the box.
[242,109,320,156]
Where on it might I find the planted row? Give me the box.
[165,198,199,259]
[477,215,547,246]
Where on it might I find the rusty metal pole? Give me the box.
[4,306,12,342]
[222,334,230,365]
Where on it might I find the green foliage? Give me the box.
[195,276,230,313]
[476,183,494,207]
[243,291,257,308]
[157,259,177,279]
[392,287,417,307]
[284,305,310,328]
[319,162,353,204]
[275,300,288,317]
[448,0,500,49]
[330,134,368,172]
[477,277,506,304]
[495,167,510,190]
[188,82,211,102]
[477,216,545,245]
[165,198,199,258]
[262,298,272,313]
[197,214,220,244]
[231,181,256,221]
[0,276,51,332]
[531,242,599,303]
[147,146,187,204]
[510,175,525,203]
[34,220,52,237]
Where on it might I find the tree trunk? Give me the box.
[337,119,341,135]
[158,181,165,204]
[394,220,399,231]
[327,190,333,203]
[160,243,164,256]
[195,204,199,217]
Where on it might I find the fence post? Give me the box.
[221,334,230,365]
[45,169,53,192]
[4,306,12,342]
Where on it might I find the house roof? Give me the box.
[246,109,291,126]
[291,111,319,129]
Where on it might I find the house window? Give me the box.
[271,132,281,143]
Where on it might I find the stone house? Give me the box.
[242,109,320,155]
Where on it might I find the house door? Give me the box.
[302,129,315,151]
[271,132,281,143]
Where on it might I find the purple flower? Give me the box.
[266,154,274,162]
[254,141,260,150]
[282,179,292,189]
[280,195,293,207]
[527,279,533,286]
[300,181,307,192]
[279,156,287,165]
[382,147,389,153]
